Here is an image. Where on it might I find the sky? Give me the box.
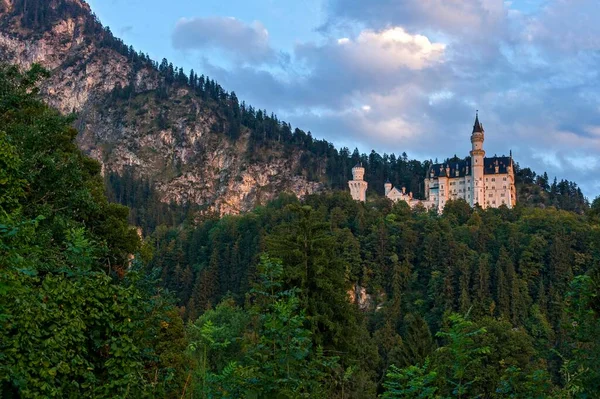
[87,0,600,198]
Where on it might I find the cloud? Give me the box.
[523,0,600,54]
[172,17,275,64]
[323,0,506,37]
[178,2,600,197]
[203,27,445,109]
[331,27,445,70]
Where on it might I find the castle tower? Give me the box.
[470,112,486,207]
[349,164,368,202]
[508,150,516,208]
[384,180,392,196]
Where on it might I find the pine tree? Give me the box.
[473,254,491,317]
[398,314,436,368]
[495,248,511,318]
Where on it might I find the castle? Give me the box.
[348,114,517,211]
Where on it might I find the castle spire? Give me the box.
[473,110,484,133]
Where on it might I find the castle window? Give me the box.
[501,193,505,197]
[503,177,507,181]
[492,186,495,190]
[493,201,496,205]
[503,186,507,189]
[492,178,496,182]
[489,193,493,198]
[486,178,488,181]
[502,200,505,204]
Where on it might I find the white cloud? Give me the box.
[341,27,446,71]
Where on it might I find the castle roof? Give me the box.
[428,159,471,178]
[428,156,512,178]
[483,156,512,174]
[473,112,484,133]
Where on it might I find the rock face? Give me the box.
[0,0,324,215]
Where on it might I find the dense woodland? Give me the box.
[148,189,600,397]
[0,65,186,398]
[1,66,600,398]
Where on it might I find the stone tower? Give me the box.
[349,164,368,202]
[470,112,486,207]
[384,180,392,196]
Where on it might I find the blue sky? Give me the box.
[87,0,600,198]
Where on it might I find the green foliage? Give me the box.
[0,64,140,271]
[1,262,168,398]
[0,131,25,212]
[558,275,600,397]
[383,313,555,398]
[397,314,436,368]
[0,65,186,398]
[433,313,492,397]
[150,187,599,396]
[496,366,553,399]
[382,362,440,399]
[188,256,339,398]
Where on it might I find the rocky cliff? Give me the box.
[0,0,323,215]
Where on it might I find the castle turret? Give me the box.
[470,112,486,207]
[508,150,516,207]
[384,180,392,196]
[349,164,368,202]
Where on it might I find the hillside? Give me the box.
[0,0,325,215]
[0,0,589,222]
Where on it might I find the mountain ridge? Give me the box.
[0,0,326,215]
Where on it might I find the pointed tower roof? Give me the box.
[472,111,484,133]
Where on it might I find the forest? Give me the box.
[1,65,600,398]
[146,188,600,397]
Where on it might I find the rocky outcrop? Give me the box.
[0,0,325,215]
[347,284,387,311]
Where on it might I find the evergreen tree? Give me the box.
[398,314,436,368]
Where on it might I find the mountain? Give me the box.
[0,0,326,215]
[0,0,589,221]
